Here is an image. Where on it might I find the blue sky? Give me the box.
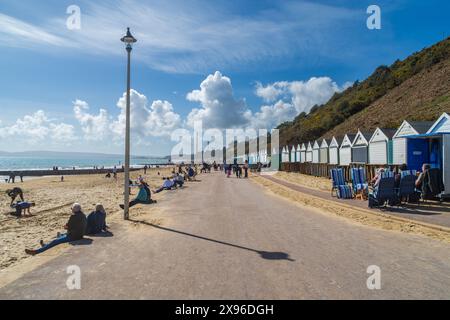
[0,0,448,156]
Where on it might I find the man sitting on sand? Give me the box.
[173,173,184,188]
[86,204,108,235]
[25,203,87,255]
[11,201,35,217]
[154,177,175,193]
[6,187,24,206]
[120,180,154,209]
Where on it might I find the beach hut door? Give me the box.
[430,138,442,169]
[407,139,429,171]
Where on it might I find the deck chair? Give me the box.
[368,176,396,208]
[421,168,445,202]
[397,174,418,204]
[351,167,368,200]
[330,168,352,199]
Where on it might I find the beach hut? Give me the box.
[300,143,307,163]
[319,139,330,164]
[281,147,288,163]
[351,130,372,164]
[290,146,296,162]
[339,134,356,166]
[306,142,313,162]
[392,120,433,165]
[296,144,301,163]
[405,113,450,196]
[329,136,341,165]
[312,140,320,163]
[368,128,396,165]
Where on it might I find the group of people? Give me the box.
[25,203,108,256]
[224,161,249,179]
[369,163,444,201]
[4,172,24,184]
[121,165,197,209]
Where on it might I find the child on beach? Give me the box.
[11,201,35,217]
[25,203,87,256]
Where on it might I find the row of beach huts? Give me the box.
[280,112,450,195]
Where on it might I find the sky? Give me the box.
[0,0,449,156]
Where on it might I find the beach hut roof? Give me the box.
[352,130,372,146]
[300,143,307,151]
[427,113,450,134]
[369,128,396,143]
[320,139,330,148]
[330,136,343,147]
[340,134,356,147]
[393,120,434,138]
[313,140,320,149]
[307,142,313,151]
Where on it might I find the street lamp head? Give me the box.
[121,27,137,49]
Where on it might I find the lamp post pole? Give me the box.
[121,28,137,220]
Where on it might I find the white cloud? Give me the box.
[0,1,362,73]
[0,110,76,143]
[255,77,351,114]
[112,89,181,140]
[250,100,298,129]
[187,71,249,129]
[73,90,181,144]
[0,13,72,48]
[73,100,110,141]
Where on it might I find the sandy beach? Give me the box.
[0,167,175,271]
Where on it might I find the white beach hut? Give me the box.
[296,144,301,163]
[351,130,372,164]
[306,142,313,162]
[300,143,307,163]
[392,120,433,165]
[319,139,330,164]
[312,140,320,163]
[339,134,356,166]
[368,128,396,165]
[290,146,296,163]
[328,136,342,165]
[281,147,288,163]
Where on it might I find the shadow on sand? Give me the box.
[129,219,295,262]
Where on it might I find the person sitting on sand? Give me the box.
[188,166,196,181]
[86,204,108,235]
[12,201,35,217]
[25,203,87,256]
[6,187,24,206]
[173,173,184,188]
[154,177,175,193]
[120,181,154,209]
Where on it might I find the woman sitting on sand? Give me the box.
[25,203,87,256]
[120,180,154,210]
[86,204,108,235]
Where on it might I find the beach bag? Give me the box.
[337,185,353,199]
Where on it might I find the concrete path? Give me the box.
[1,172,450,299]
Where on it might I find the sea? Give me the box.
[0,154,168,180]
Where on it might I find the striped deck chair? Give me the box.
[368,176,397,208]
[400,170,417,178]
[351,167,368,200]
[330,168,352,199]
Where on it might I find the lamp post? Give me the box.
[121,27,137,220]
